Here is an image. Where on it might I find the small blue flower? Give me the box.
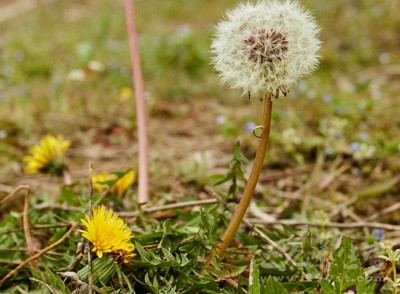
[216,115,225,125]
[372,229,384,241]
[322,94,331,104]
[351,167,361,176]
[335,107,344,115]
[325,148,334,157]
[358,132,368,141]
[357,102,366,110]
[333,132,343,140]
[349,142,360,152]
[298,81,308,92]
[245,122,257,133]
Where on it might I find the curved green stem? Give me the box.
[216,97,273,258]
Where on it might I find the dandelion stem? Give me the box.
[216,96,273,258]
[392,253,397,294]
[88,163,94,294]
[124,0,149,204]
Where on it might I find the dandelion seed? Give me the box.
[23,134,70,175]
[211,0,321,98]
[80,205,135,263]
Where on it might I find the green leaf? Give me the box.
[207,263,247,281]
[261,277,288,294]
[30,266,70,293]
[320,279,335,294]
[213,171,234,186]
[135,232,164,245]
[232,141,249,165]
[328,236,375,293]
[134,241,160,265]
[249,259,260,294]
[121,272,134,293]
[214,142,248,199]
[284,281,319,292]
[77,256,116,285]
[144,273,159,293]
[356,178,399,198]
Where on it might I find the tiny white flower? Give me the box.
[0,129,7,139]
[282,128,301,145]
[319,118,348,138]
[353,143,376,160]
[88,60,105,72]
[211,0,321,98]
[67,69,85,81]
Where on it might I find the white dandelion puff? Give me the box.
[211,0,321,98]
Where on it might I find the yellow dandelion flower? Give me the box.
[91,172,112,193]
[92,170,135,196]
[80,205,135,260]
[116,247,136,264]
[23,134,70,175]
[119,86,133,101]
[110,170,135,196]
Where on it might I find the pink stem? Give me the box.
[124,0,149,204]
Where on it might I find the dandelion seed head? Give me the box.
[211,0,321,98]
